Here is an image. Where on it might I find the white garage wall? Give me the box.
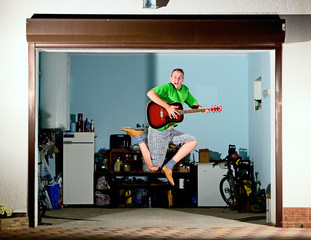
[283,41,311,207]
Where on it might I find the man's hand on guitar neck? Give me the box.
[193,103,211,114]
[200,106,211,114]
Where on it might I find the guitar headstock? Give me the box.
[210,105,222,112]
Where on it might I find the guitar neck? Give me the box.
[178,108,205,115]
[178,105,222,115]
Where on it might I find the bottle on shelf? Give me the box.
[91,119,94,132]
[77,113,83,132]
[85,118,90,132]
[135,189,143,207]
[114,157,121,172]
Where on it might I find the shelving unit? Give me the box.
[94,149,197,208]
[110,149,142,173]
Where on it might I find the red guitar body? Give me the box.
[146,101,222,129]
[146,101,184,129]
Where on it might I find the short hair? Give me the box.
[171,68,184,76]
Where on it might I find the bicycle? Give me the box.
[214,147,265,213]
[217,157,250,212]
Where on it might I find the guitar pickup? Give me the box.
[160,108,164,120]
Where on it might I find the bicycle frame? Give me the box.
[219,158,248,212]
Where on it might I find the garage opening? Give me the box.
[27,15,285,227]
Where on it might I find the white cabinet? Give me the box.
[197,163,227,207]
[63,132,94,205]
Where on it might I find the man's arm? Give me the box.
[147,89,170,109]
[147,89,180,119]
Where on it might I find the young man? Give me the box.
[121,68,209,185]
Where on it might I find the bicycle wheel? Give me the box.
[219,176,235,207]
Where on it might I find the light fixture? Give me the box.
[143,0,156,9]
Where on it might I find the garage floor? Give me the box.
[2,208,311,239]
[40,207,268,228]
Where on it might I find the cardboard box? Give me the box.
[199,149,210,163]
[178,164,190,172]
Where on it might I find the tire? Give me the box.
[219,176,235,208]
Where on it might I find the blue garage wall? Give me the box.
[154,54,249,160]
[70,53,249,161]
[70,54,156,150]
[247,51,274,190]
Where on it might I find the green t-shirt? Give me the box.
[152,83,198,130]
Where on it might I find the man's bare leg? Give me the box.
[161,140,198,185]
[171,140,198,163]
[120,128,158,171]
[138,142,159,171]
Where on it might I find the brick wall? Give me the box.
[283,207,311,228]
[0,217,29,230]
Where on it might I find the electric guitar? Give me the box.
[146,101,222,129]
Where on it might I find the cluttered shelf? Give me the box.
[110,171,194,188]
[110,183,172,188]
[95,169,195,192]
[94,146,197,208]
[110,171,192,177]
[109,148,196,172]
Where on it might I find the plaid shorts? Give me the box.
[147,127,196,167]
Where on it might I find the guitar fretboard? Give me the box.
[178,105,222,115]
[178,109,205,115]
